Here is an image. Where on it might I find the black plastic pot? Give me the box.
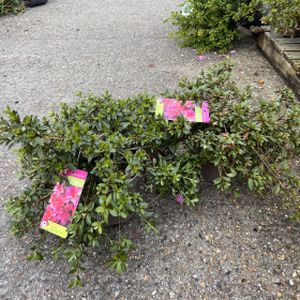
[282,28,300,38]
[201,163,219,182]
[107,215,134,226]
[103,177,141,227]
[26,0,48,7]
[239,11,263,29]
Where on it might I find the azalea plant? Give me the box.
[1,60,299,287]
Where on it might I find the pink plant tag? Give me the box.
[40,169,88,238]
[155,98,210,123]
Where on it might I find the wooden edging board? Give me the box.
[257,32,300,98]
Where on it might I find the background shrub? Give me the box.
[168,0,300,52]
[262,0,300,36]
[167,0,260,53]
[0,0,24,16]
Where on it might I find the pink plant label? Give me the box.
[40,169,88,238]
[155,98,210,123]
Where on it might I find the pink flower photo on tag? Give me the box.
[41,183,82,226]
[40,169,88,238]
[156,98,210,123]
[161,98,196,122]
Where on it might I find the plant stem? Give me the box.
[253,147,287,189]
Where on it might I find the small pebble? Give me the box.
[292,271,298,278]
[274,277,281,285]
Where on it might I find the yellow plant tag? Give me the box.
[195,106,202,122]
[41,221,68,238]
[155,98,164,116]
[67,176,85,188]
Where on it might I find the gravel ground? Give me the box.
[1,0,299,299]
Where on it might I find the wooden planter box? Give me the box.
[257,32,300,98]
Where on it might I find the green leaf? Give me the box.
[85,214,91,225]
[248,178,254,191]
[66,163,77,170]
[109,209,118,217]
[227,168,237,178]
[36,147,44,159]
[116,262,123,274]
[68,279,76,288]
[75,277,84,288]
[68,269,77,275]
[27,250,43,261]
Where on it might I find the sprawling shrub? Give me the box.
[262,0,300,37]
[167,0,260,53]
[0,0,24,16]
[0,61,299,287]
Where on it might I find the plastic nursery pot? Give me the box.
[200,163,219,182]
[282,28,300,38]
[26,0,48,7]
[239,11,263,29]
[105,176,142,227]
[107,215,134,226]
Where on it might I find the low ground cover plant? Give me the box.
[0,61,299,287]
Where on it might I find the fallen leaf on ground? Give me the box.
[257,79,265,87]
